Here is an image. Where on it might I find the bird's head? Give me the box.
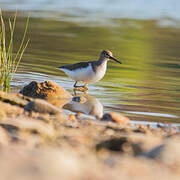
[99,50,122,64]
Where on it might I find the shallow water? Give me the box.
[1,2,180,123]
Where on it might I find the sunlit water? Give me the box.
[1,1,180,124]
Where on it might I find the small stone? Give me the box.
[69,114,76,121]
[101,112,130,124]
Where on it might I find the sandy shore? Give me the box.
[0,81,180,180]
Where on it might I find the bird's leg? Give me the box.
[73,81,85,91]
[73,82,88,92]
[73,82,79,91]
[74,81,78,88]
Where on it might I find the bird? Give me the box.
[56,50,122,90]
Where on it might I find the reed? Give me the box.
[0,10,29,92]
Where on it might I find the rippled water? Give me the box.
[1,1,180,124]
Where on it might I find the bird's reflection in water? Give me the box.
[64,91,103,119]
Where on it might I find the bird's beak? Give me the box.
[109,56,122,64]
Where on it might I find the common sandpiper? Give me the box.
[56,50,122,91]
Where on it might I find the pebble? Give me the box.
[102,112,130,124]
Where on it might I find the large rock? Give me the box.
[24,99,61,115]
[19,81,72,99]
[64,93,104,119]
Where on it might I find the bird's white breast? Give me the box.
[59,61,107,84]
[93,61,107,83]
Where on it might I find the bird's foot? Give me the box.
[83,86,88,91]
[73,86,88,92]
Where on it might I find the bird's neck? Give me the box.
[97,58,108,65]
[92,58,107,73]
[96,58,108,71]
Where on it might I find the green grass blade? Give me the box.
[13,16,29,67]
[10,38,30,84]
[0,10,29,92]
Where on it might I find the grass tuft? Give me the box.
[0,10,29,92]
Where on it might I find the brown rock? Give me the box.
[24,99,61,115]
[101,112,130,124]
[19,81,72,99]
